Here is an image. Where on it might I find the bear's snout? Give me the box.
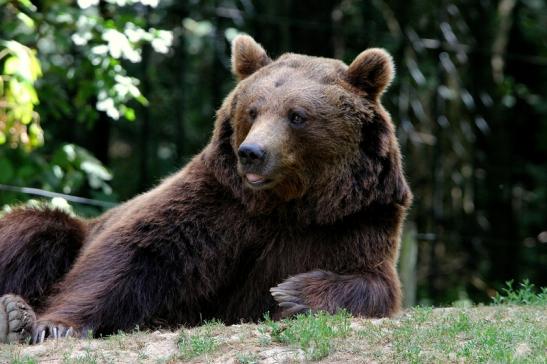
[238,143,267,168]
[236,116,287,189]
[237,143,275,188]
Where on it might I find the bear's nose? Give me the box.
[238,143,266,167]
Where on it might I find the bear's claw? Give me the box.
[270,280,311,318]
[0,294,36,344]
[32,321,75,344]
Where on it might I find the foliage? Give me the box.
[1,0,172,124]
[0,39,42,151]
[0,144,115,216]
[0,0,173,213]
[492,279,547,305]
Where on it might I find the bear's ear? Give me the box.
[346,48,395,99]
[231,34,272,80]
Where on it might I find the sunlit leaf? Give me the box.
[16,12,35,30]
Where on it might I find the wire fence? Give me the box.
[0,184,117,208]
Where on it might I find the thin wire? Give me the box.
[0,184,117,208]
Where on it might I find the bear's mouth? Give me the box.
[245,173,274,188]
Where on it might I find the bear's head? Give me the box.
[205,35,411,225]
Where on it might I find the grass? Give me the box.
[261,310,352,360]
[236,352,259,364]
[374,306,546,363]
[62,350,100,364]
[176,319,224,360]
[351,281,547,363]
[8,355,38,364]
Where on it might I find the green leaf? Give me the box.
[16,0,37,11]
[4,56,20,76]
[123,107,136,121]
[16,12,35,30]
[136,94,148,106]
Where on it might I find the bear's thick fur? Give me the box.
[0,35,411,343]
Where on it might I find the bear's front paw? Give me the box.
[32,319,77,344]
[270,277,311,318]
[271,270,338,318]
[0,294,36,344]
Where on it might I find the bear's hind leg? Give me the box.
[0,207,86,310]
[0,294,36,344]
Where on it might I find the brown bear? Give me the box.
[0,35,411,344]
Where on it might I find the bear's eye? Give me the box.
[248,107,258,120]
[288,110,306,126]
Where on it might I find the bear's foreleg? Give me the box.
[270,264,401,318]
[31,223,228,343]
[31,241,172,343]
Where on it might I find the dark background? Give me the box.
[1,0,546,306]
